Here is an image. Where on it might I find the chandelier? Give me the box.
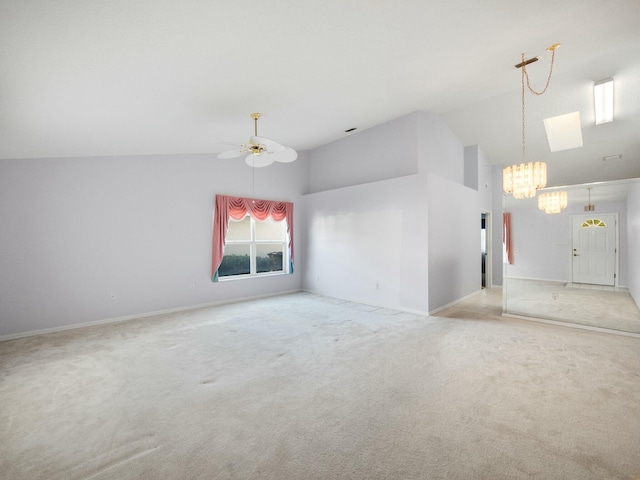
[503,44,560,199]
[584,187,595,211]
[503,162,547,199]
[538,191,568,214]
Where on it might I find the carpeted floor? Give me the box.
[1,291,639,479]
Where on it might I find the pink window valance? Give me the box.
[211,194,294,281]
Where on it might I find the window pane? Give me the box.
[256,243,284,273]
[226,216,250,241]
[255,218,285,241]
[219,244,250,277]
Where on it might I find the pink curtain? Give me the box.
[211,194,294,281]
[503,212,513,265]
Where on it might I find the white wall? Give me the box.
[303,110,485,313]
[505,201,628,285]
[302,175,428,313]
[464,146,478,190]
[491,166,505,287]
[1,110,498,337]
[427,174,480,311]
[308,113,418,193]
[417,111,464,184]
[0,153,308,337]
[476,147,493,213]
[464,145,493,210]
[419,112,483,309]
[627,182,640,305]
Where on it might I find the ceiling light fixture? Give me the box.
[584,187,595,211]
[538,191,568,214]
[594,78,614,125]
[216,113,297,168]
[503,44,559,199]
[514,56,540,69]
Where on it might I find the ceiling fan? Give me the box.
[216,113,297,168]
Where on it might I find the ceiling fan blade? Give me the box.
[272,147,298,163]
[251,136,286,153]
[218,149,246,159]
[245,154,275,168]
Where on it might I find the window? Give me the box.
[581,218,606,228]
[218,215,289,278]
[211,194,294,282]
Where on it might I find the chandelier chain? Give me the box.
[521,53,526,163]
[522,46,557,96]
[519,44,558,162]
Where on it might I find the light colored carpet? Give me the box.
[1,291,639,479]
[504,278,640,334]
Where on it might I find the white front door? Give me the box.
[571,214,617,286]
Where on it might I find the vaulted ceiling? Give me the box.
[1,1,638,186]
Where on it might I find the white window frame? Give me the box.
[219,215,290,280]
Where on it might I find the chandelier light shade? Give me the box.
[503,162,547,199]
[538,191,568,214]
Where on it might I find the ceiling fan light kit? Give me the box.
[217,113,297,168]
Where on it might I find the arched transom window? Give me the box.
[581,219,606,228]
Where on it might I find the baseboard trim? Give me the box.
[0,289,303,342]
[506,276,569,284]
[301,289,428,316]
[502,313,640,338]
[429,289,483,315]
[508,276,629,290]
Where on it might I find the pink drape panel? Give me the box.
[503,212,513,265]
[211,194,294,280]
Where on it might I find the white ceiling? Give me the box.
[1,0,639,186]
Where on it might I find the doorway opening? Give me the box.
[481,212,491,289]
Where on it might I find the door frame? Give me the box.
[482,211,492,289]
